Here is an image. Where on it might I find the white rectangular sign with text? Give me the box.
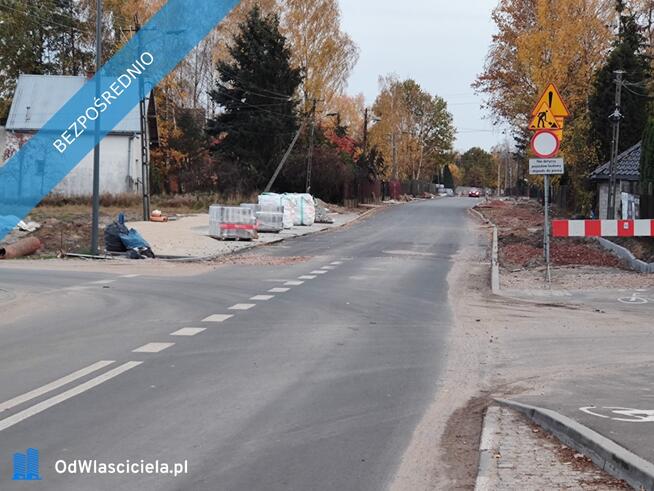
[529,158,564,175]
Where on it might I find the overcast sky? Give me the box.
[339,0,507,152]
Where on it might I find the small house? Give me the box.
[590,143,641,219]
[0,74,157,197]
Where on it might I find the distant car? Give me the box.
[468,189,481,198]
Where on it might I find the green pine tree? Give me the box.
[589,1,650,163]
[208,6,302,191]
[640,117,654,218]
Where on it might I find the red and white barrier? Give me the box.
[552,219,654,238]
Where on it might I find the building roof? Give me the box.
[5,74,142,134]
[590,142,641,181]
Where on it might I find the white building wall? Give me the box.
[0,127,6,161]
[2,131,141,197]
[53,134,141,196]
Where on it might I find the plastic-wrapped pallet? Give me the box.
[285,193,316,226]
[255,211,283,233]
[209,206,258,240]
[241,203,284,233]
[258,194,296,229]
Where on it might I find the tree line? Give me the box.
[472,0,654,216]
[0,0,457,202]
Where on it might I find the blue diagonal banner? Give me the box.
[0,0,240,241]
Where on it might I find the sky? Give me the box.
[339,0,507,152]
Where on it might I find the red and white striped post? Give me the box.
[552,219,654,238]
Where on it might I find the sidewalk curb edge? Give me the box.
[495,398,654,491]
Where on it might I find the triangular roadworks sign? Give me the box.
[530,84,570,119]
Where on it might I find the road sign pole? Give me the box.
[544,174,551,285]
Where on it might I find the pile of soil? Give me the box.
[611,237,654,263]
[479,200,625,270]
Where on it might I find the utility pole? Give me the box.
[90,0,102,255]
[136,16,151,221]
[305,99,317,194]
[391,132,398,180]
[362,108,369,155]
[607,70,625,219]
[265,122,307,193]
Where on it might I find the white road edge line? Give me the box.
[90,279,115,285]
[171,328,206,337]
[229,304,256,311]
[251,295,274,301]
[0,361,142,433]
[121,274,141,279]
[0,360,115,414]
[133,343,175,353]
[202,314,234,323]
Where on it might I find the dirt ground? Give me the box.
[477,199,634,270]
[2,195,359,259]
[392,213,654,490]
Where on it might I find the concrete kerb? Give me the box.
[474,406,501,491]
[597,237,654,274]
[495,399,654,491]
[158,204,388,263]
[467,207,500,295]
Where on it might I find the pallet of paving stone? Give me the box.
[209,206,258,241]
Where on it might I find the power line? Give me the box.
[0,1,85,33]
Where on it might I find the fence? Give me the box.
[344,178,438,205]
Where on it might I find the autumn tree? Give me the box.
[443,164,455,190]
[370,76,455,181]
[460,147,495,188]
[208,6,302,192]
[282,0,359,113]
[474,0,613,211]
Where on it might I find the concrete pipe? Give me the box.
[0,237,42,259]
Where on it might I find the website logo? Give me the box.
[12,448,42,481]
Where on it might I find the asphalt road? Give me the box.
[0,198,475,491]
[516,367,654,466]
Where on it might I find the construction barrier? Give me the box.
[552,219,654,238]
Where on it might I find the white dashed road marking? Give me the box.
[171,328,206,337]
[133,343,175,353]
[229,304,256,311]
[310,271,328,275]
[121,274,141,279]
[202,314,234,323]
[298,275,316,280]
[269,288,290,293]
[284,281,304,286]
[321,266,336,270]
[0,360,115,413]
[0,361,142,433]
[330,261,343,265]
[251,295,274,301]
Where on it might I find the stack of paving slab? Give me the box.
[240,204,284,233]
[258,194,296,229]
[258,193,316,228]
[209,206,258,241]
